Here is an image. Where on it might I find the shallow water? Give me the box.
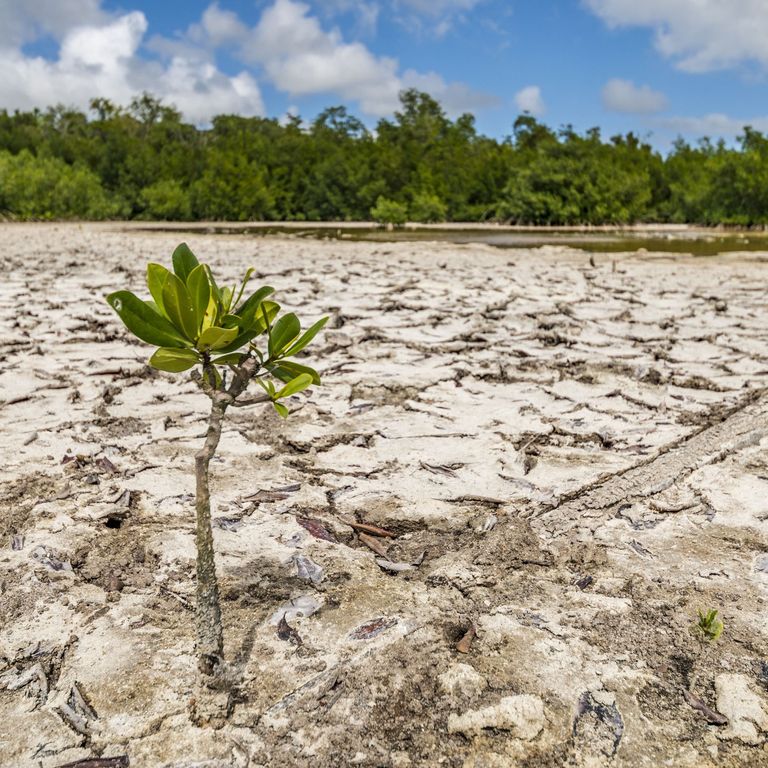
[139,224,768,256]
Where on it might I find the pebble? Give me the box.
[448,695,545,739]
[716,673,768,745]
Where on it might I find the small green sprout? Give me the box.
[692,608,724,643]
[107,243,327,679]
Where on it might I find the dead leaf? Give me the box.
[244,487,296,503]
[575,575,593,590]
[456,625,476,654]
[349,617,397,640]
[420,461,462,477]
[297,517,337,542]
[343,519,395,538]
[294,555,325,585]
[55,759,129,768]
[95,457,117,474]
[411,550,426,566]
[375,559,415,573]
[277,615,303,646]
[359,532,390,559]
[683,689,728,725]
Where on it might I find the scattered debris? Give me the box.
[376,559,415,573]
[575,575,593,590]
[349,617,397,640]
[55,683,98,737]
[30,545,72,572]
[22,431,38,446]
[54,758,129,768]
[683,689,728,725]
[297,517,337,542]
[341,518,395,538]
[277,615,303,646]
[572,691,624,758]
[419,461,462,477]
[244,484,301,503]
[629,540,654,559]
[293,554,325,585]
[270,595,322,625]
[456,625,476,654]
[359,532,390,559]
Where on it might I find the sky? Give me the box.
[2,0,768,148]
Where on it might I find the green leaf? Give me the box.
[172,242,199,283]
[162,272,199,341]
[284,316,329,357]
[275,373,313,399]
[231,267,255,309]
[146,263,171,316]
[249,301,280,334]
[187,264,211,333]
[269,312,301,358]
[149,347,200,372]
[273,402,289,419]
[214,301,280,354]
[106,291,190,348]
[267,360,321,385]
[235,286,274,320]
[221,286,233,313]
[197,325,239,351]
[211,352,246,367]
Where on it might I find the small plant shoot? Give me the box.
[693,608,724,643]
[107,243,327,676]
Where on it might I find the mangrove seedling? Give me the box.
[107,243,327,676]
[693,608,724,643]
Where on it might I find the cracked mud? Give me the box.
[1,223,768,767]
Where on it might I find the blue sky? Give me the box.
[2,0,768,149]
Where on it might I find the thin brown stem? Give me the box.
[194,356,262,676]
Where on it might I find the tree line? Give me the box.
[0,90,766,225]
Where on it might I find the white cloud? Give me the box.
[396,0,480,17]
[0,0,106,47]
[514,85,545,116]
[394,0,482,36]
[601,78,667,114]
[0,8,263,124]
[0,0,488,123]
[237,0,487,116]
[584,0,768,72]
[243,0,400,115]
[658,113,768,138]
[403,70,498,115]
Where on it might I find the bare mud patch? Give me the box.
[1,224,767,767]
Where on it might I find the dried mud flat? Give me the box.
[1,223,768,768]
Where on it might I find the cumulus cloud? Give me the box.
[397,0,480,14]
[584,0,768,72]
[0,5,264,124]
[233,0,489,116]
[0,0,488,123]
[402,70,498,115]
[658,113,768,138]
[241,0,401,114]
[601,79,667,114]
[394,0,482,36]
[514,85,545,116]
[0,0,106,47]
